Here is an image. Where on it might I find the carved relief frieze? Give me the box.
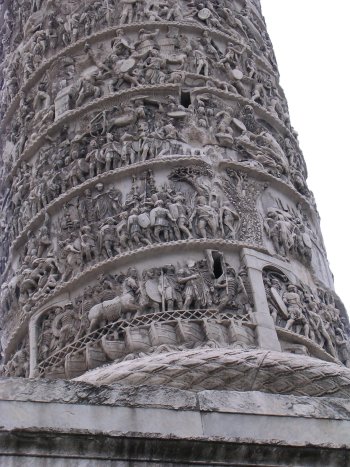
[0,0,347,387]
[27,249,254,379]
[263,267,350,367]
[0,86,308,266]
[0,0,274,112]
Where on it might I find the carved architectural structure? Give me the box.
[0,0,349,465]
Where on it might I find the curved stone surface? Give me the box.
[75,347,350,398]
[0,0,349,389]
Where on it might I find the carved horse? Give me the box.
[88,292,139,332]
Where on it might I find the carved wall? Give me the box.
[0,0,349,389]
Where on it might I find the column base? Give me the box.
[0,377,349,466]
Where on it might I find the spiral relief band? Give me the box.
[0,0,349,396]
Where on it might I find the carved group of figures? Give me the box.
[39,255,251,358]
[0,90,308,262]
[2,22,285,127]
[0,0,276,112]
[264,204,317,265]
[5,87,300,176]
[0,162,325,322]
[1,167,247,318]
[264,269,350,367]
[1,252,253,376]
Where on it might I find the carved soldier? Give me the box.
[85,139,101,178]
[164,0,183,21]
[150,200,176,242]
[99,218,119,259]
[54,304,81,350]
[168,194,192,240]
[120,133,136,166]
[59,234,81,281]
[37,224,51,258]
[143,49,166,85]
[177,267,200,310]
[78,189,95,224]
[38,317,55,361]
[116,211,131,250]
[194,49,209,76]
[216,267,237,312]
[190,196,218,239]
[80,226,98,264]
[283,285,310,338]
[101,133,120,171]
[158,265,180,312]
[94,183,119,221]
[120,0,138,24]
[128,207,152,247]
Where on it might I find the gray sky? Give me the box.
[260,0,350,312]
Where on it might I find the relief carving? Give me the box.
[263,268,350,367]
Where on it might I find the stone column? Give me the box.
[0,0,348,393]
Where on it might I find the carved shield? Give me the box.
[119,58,136,73]
[138,212,151,228]
[198,8,211,19]
[271,287,289,319]
[167,111,187,118]
[232,68,243,80]
[302,233,312,249]
[145,279,162,303]
[233,118,247,132]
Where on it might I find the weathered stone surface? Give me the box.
[75,348,350,398]
[1,379,350,465]
[0,0,348,464]
[0,0,348,382]
[0,377,197,410]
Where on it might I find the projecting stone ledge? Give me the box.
[74,348,350,398]
[0,378,350,466]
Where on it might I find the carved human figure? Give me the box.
[264,208,294,257]
[220,202,240,239]
[168,194,192,240]
[215,267,237,312]
[283,285,310,338]
[158,265,180,312]
[73,73,102,108]
[306,298,336,357]
[80,226,98,264]
[150,200,176,242]
[54,304,81,350]
[128,207,152,247]
[177,267,200,310]
[190,196,218,239]
[120,0,138,24]
[36,224,51,258]
[99,218,119,258]
[60,234,81,281]
[101,133,120,171]
[116,211,131,250]
[121,268,140,319]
